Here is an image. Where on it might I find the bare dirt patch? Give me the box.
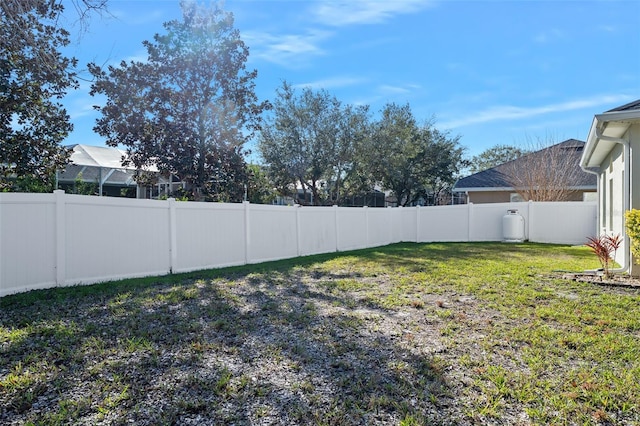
[2,243,639,425]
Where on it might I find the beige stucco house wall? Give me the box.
[580,100,640,276]
[465,189,590,204]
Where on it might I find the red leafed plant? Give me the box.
[585,234,622,278]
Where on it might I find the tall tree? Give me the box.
[246,164,276,204]
[1,0,108,192]
[0,0,78,191]
[259,82,369,206]
[89,1,267,201]
[367,103,465,206]
[468,144,528,174]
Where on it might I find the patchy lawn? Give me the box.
[1,242,639,425]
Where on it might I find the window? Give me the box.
[583,192,597,202]
[510,193,524,202]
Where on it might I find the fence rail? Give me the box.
[0,190,597,297]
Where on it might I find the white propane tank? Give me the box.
[502,209,525,242]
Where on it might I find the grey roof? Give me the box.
[454,139,597,191]
[606,99,640,112]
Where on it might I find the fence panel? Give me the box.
[298,206,337,256]
[64,195,171,285]
[368,207,393,247]
[173,201,246,272]
[0,191,599,298]
[397,207,417,242]
[247,204,297,263]
[528,201,596,245]
[336,207,368,251]
[469,203,525,241]
[0,193,57,297]
[418,205,469,242]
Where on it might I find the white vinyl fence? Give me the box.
[0,190,597,297]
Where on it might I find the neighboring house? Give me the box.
[57,144,181,199]
[453,139,597,203]
[580,99,640,276]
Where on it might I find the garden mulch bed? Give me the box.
[558,272,640,289]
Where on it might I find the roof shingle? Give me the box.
[606,99,640,112]
[454,139,597,191]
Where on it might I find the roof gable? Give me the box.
[582,99,640,168]
[69,144,130,169]
[606,99,640,112]
[455,139,597,191]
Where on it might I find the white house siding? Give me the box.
[597,124,640,274]
[599,143,625,234]
[631,125,640,274]
[631,125,640,211]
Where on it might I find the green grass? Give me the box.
[1,242,639,425]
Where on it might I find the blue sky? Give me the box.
[60,0,640,160]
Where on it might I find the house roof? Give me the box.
[454,139,596,192]
[58,144,159,186]
[581,99,640,168]
[67,144,133,170]
[606,99,640,112]
[57,164,137,186]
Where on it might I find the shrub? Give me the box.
[585,234,622,278]
[625,209,640,259]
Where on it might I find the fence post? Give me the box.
[387,206,393,245]
[334,205,339,252]
[467,202,474,242]
[244,201,250,264]
[395,206,401,243]
[364,206,369,247]
[54,190,66,287]
[0,194,2,291]
[527,200,533,241]
[295,204,302,257]
[416,205,421,243]
[168,198,178,274]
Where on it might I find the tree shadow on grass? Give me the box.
[0,255,460,425]
[1,242,593,424]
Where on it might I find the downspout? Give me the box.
[595,129,630,273]
[581,166,600,231]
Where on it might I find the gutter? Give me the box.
[594,128,631,274]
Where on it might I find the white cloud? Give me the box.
[244,30,331,67]
[111,8,166,26]
[124,50,149,64]
[598,25,617,33]
[439,94,635,129]
[293,76,366,90]
[67,95,100,120]
[378,84,412,95]
[312,0,434,27]
[533,28,566,44]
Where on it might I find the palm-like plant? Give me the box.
[585,234,622,278]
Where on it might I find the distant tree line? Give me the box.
[259,83,467,206]
[1,1,572,204]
